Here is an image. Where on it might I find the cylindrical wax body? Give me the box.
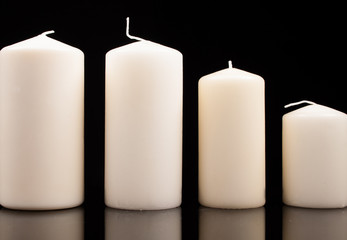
[0,33,84,210]
[105,40,182,210]
[283,104,347,208]
[198,66,265,209]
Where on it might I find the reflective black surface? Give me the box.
[0,204,278,240]
[0,207,84,239]
[1,0,345,239]
[2,204,347,239]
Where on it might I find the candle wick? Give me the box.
[40,30,55,36]
[228,60,233,68]
[284,100,317,109]
[126,17,146,41]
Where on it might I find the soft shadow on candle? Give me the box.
[0,207,84,240]
[283,206,347,240]
[105,207,181,240]
[199,207,265,240]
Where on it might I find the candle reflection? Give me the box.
[105,207,181,240]
[283,206,347,240]
[199,207,265,240]
[0,207,84,239]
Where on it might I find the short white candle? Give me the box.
[283,101,347,208]
[0,31,84,210]
[105,18,182,210]
[199,61,265,209]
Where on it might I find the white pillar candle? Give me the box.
[283,101,347,208]
[198,61,265,209]
[0,31,84,210]
[105,18,182,210]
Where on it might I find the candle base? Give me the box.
[105,199,181,211]
[0,200,83,211]
[283,199,347,209]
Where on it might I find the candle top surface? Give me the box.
[1,33,82,53]
[107,40,181,55]
[199,67,264,82]
[284,104,347,118]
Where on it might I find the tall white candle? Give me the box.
[198,61,265,209]
[283,101,347,208]
[105,18,182,210]
[0,31,84,210]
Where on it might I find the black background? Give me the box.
[0,0,346,239]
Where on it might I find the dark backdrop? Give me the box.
[0,0,345,239]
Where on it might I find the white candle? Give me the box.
[283,101,347,208]
[105,18,182,210]
[198,61,265,209]
[0,31,84,210]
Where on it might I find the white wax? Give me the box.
[105,40,182,210]
[198,65,265,209]
[0,32,84,210]
[283,103,347,208]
